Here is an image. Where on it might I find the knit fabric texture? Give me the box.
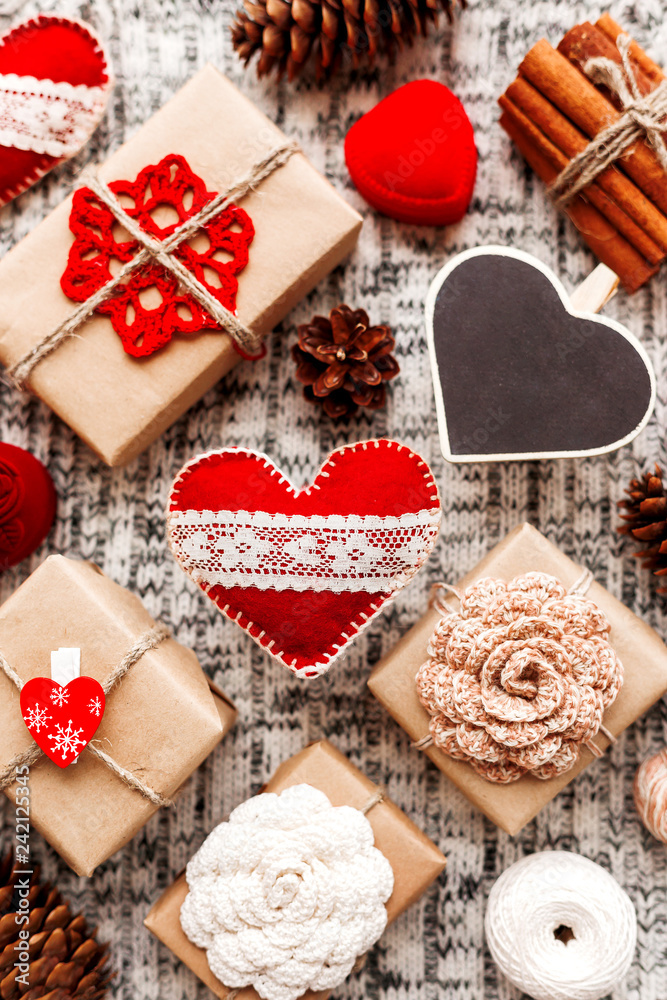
[1,0,667,998]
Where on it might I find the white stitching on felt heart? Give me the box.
[167,440,442,677]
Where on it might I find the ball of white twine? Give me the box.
[485,852,636,1000]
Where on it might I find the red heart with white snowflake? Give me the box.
[60,154,255,357]
[0,15,112,207]
[20,676,105,768]
[167,440,441,678]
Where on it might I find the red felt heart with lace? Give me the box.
[20,676,105,768]
[0,15,112,207]
[60,154,255,357]
[167,440,441,678]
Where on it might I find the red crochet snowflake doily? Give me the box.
[60,154,255,358]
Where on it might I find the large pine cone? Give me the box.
[292,304,399,419]
[618,464,667,592]
[0,852,111,999]
[231,0,464,80]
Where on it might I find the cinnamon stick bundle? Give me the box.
[499,16,667,293]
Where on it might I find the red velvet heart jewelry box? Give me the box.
[345,79,477,226]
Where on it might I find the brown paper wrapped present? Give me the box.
[144,740,446,1000]
[0,555,236,876]
[368,522,667,835]
[0,65,362,466]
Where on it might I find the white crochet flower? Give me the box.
[180,783,394,1000]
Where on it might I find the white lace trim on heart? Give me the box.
[0,73,109,158]
[168,508,442,593]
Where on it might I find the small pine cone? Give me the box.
[292,304,399,419]
[0,852,111,1000]
[618,463,667,592]
[231,0,464,81]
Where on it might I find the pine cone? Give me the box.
[0,851,111,999]
[292,304,399,419]
[231,0,464,80]
[618,464,667,592]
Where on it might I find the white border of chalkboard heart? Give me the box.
[425,245,656,464]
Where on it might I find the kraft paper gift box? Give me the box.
[0,65,362,467]
[0,555,236,876]
[368,522,667,835]
[144,740,446,1000]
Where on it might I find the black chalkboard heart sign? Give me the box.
[426,247,656,463]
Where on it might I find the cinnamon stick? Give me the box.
[558,22,656,102]
[499,110,658,293]
[520,39,667,217]
[499,92,665,265]
[596,14,665,86]
[503,76,667,256]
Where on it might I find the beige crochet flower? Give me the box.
[416,572,623,783]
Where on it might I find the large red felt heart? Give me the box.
[344,80,477,226]
[167,440,441,678]
[20,676,105,768]
[0,15,112,207]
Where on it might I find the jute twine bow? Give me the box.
[549,33,667,206]
[0,623,173,806]
[7,140,300,390]
[222,786,385,1000]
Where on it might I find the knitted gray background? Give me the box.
[0,0,666,996]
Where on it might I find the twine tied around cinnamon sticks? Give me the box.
[549,34,667,206]
[6,140,300,390]
[0,623,174,806]
[498,15,667,293]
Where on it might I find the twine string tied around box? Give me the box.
[6,140,300,389]
[549,33,667,206]
[414,569,617,759]
[0,622,174,806]
[221,786,385,1000]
